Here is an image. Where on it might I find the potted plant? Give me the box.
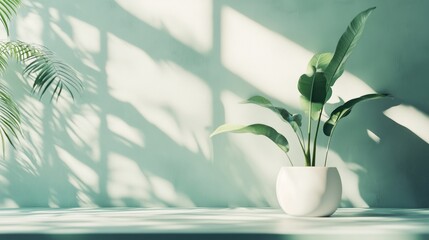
[0,0,82,153]
[211,7,389,217]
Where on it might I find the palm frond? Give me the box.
[0,0,21,36]
[0,82,21,154]
[0,41,9,72]
[1,41,83,101]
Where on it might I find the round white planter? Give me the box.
[276,167,342,217]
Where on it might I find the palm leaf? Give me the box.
[0,82,21,154]
[325,7,376,87]
[0,43,8,73]
[323,93,389,136]
[210,123,289,153]
[1,41,83,101]
[243,96,302,132]
[0,0,21,36]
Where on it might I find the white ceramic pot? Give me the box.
[276,167,342,217]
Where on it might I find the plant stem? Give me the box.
[311,107,324,166]
[306,69,318,167]
[299,127,306,149]
[286,152,294,166]
[324,124,338,167]
[294,128,308,166]
[306,114,312,166]
[295,129,306,157]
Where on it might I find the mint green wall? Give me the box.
[1,0,428,208]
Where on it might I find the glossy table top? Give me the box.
[0,208,428,239]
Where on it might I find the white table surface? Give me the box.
[0,208,428,239]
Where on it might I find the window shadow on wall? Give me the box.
[1,0,276,208]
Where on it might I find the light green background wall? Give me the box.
[0,0,428,208]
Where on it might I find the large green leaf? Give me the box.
[307,52,333,74]
[243,95,302,132]
[298,70,331,104]
[300,96,323,120]
[299,53,334,120]
[300,53,334,103]
[325,7,376,87]
[210,123,289,153]
[323,93,389,136]
[0,41,83,101]
[0,82,21,153]
[0,0,21,36]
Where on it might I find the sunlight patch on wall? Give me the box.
[50,15,101,72]
[67,17,100,53]
[106,33,212,159]
[0,199,18,208]
[107,153,150,206]
[18,6,101,72]
[149,175,195,207]
[107,114,145,148]
[108,153,195,207]
[16,10,44,44]
[66,106,101,161]
[221,6,376,111]
[367,129,381,144]
[48,7,60,21]
[67,16,101,72]
[384,105,429,144]
[56,146,99,205]
[328,73,375,104]
[115,0,212,53]
[221,6,305,109]
[50,22,74,49]
[325,151,369,207]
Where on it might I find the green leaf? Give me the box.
[300,96,323,120]
[298,70,332,104]
[307,52,333,74]
[0,0,21,36]
[298,53,334,120]
[323,93,389,136]
[243,95,302,132]
[0,83,21,154]
[244,95,272,106]
[325,7,376,87]
[210,123,289,153]
[0,41,83,101]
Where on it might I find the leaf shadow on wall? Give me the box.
[1,0,279,207]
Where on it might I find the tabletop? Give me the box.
[0,208,428,240]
